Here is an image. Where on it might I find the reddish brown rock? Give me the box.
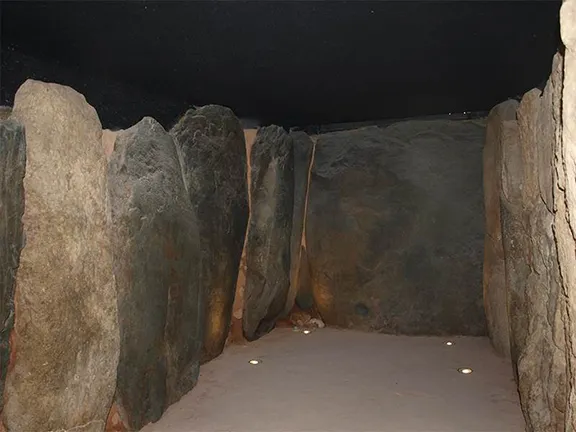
[2,80,118,432]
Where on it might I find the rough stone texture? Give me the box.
[0,119,25,412]
[2,80,119,432]
[243,126,294,341]
[500,53,567,431]
[285,131,314,315]
[170,106,248,363]
[307,122,486,335]
[295,245,314,311]
[102,129,118,161]
[483,100,517,358]
[557,4,576,429]
[108,117,201,429]
[0,107,11,121]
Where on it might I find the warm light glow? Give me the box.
[303,330,311,334]
[446,341,454,346]
[249,359,260,365]
[458,367,473,374]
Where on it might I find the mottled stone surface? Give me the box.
[108,117,201,429]
[170,105,248,363]
[243,126,294,341]
[483,100,517,358]
[501,54,567,431]
[3,80,118,432]
[295,246,314,311]
[285,131,314,315]
[0,119,25,412]
[559,4,576,428]
[0,107,11,121]
[307,122,486,335]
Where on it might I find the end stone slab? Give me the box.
[2,80,119,432]
[0,119,25,412]
[243,125,294,341]
[170,105,248,364]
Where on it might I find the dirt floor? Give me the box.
[141,327,524,432]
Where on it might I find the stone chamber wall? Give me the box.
[0,4,575,430]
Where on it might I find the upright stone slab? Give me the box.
[483,100,517,358]
[2,80,119,432]
[243,126,294,341]
[285,131,314,315]
[559,5,576,428]
[108,117,201,429]
[307,122,486,335]
[501,53,567,431]
[0,119,25,412]
[170,106,248,363]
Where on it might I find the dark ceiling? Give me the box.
[0,1,562,129]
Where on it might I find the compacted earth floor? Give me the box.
[141,327,524,432]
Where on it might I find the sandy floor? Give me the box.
[141,328,524,432]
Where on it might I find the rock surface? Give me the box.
[243,126,294,341]
[285,131,314,315]
[559,4,576,429]
[0,107,11,121]
[307,122,486,335]
[108,117,201,428]
[0,119,25,412]
[501,53,567,431]
[170,105,248,363]
[295,245,314,311]
[2,80,118,432]
[483,100,517,358]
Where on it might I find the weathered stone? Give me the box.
[558,5,576,429]
[0,107,11,121]
[501,53,567,431]
[102,129,118,161]
[3,80,118,432]
[243,126,294,341]
[170,105,248,363]
[285,131,314,315]
[295,245,314,311]
[0,119,25,412]
[483,100,517,358]
[307,122,486,335]
[108,117,201,428]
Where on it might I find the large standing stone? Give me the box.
[108,117,201,429]
[483,100,517,358]
[285,131,314,315]
[2,80,119,432]
[243,126,294,341]
[307,122,486,335]
[559,5,576,429]
[170,105,248,363]
[0,119,25,412]
[501,53,567,431]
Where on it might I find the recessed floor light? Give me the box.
[248,359,260,365]
[458,367,473,374]
[446,341,454,346]
[303,330,311,335]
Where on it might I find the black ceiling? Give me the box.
[0,1,562,129]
